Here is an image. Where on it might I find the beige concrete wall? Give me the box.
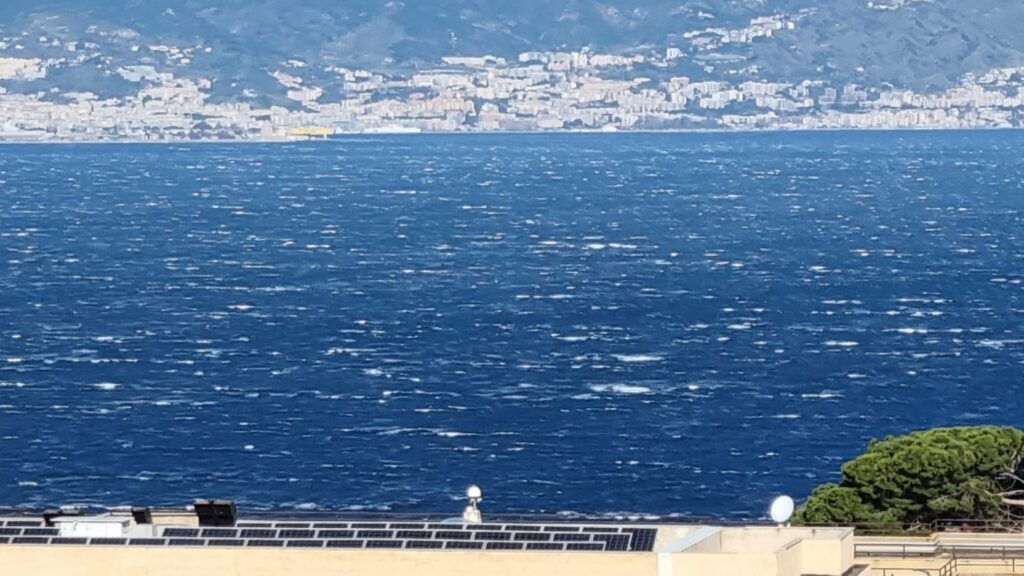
[0,523,856,576]
[652,525,701,550]
[798,534,852,576]
[720,527,797,553]
[775,541,804,576]
[671,551,779,576]
[717,526,852,555]
[676,529,722,554]
[0,546,658,576]
[151,512,200,526]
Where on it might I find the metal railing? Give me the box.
[954,556,1024,574]
[874,557,957,576]
[854,543,937,558]
[856,542,1024,559]
[808,518,1024,536]
[945,546,1024,559]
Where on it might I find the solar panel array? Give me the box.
[0,518,656,553]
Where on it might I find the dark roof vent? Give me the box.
[194,500,237,527]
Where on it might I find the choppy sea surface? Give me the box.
[1,132,1022,518]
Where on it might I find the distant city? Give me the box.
[2,12,1024,141]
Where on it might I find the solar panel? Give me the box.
[247,540,284,547]
[554,533,591,542]
[201,529,238,538]
[317,530,355,539]
[286,540,324,548]
[128,539,166,546]
[512,525,541,532]
[163,528,200,538]
[12,537,49,545]
[395,530,430,539]
[406,540,443,549]
[486,542,524,550]
[624,528,657,552]
[167,539,205,546]
[567,543,605,551]
[594,534,631,551]
[473,531,511,542]
[514,532,551,542]
[240,529,276,539]
[51,538,88,545]
[544,525,579,532]
[445,541,483,550]
[527,542,564,551]
[326,540,364,548]
[0,515,660,555]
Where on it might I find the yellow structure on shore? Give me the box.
[289,127,334,139]
[0,505,859,576]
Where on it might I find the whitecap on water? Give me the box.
[436,430,474,438]
[824,340,859,348]
[801,391,843,399]
[93,382,120,391]
[612,354,663,363]
[589,384,653,395]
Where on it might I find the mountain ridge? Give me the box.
[2,0,1024,100]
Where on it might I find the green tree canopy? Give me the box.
[796,426,1024,526]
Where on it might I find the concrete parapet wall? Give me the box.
[667,551,780,576]
[0,546,657,576]
[0,522,856,576]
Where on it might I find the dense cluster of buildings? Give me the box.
[2,19,1024,140]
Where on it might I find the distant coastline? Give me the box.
[2,125,1023,145]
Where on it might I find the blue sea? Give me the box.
[1,132,1022,518]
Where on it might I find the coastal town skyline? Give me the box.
[3,6,1024,141]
